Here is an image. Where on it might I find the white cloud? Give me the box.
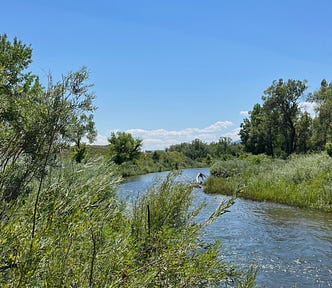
[223,128,241,142]
[125,121,235,150]
[203,121,233,132]
[299,101,317,116]
[93,121,238,151]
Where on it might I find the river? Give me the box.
[118,168,332,288]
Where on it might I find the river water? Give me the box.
[118,168,332,288]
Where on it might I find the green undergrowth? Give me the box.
[0,160,255,287]
[205,153,332,212]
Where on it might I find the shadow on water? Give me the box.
[119,168,332,288]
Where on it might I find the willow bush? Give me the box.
[0,160,126,287]
[0,161,255,287]
[0,163,255,287]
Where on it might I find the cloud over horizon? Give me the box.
[92,103,316,151]
[126,121,236,150]
[93,120,240,150]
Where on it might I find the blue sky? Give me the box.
[2,0,332,150]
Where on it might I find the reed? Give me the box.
[205,153,332,211]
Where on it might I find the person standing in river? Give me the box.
[196,172,206,185]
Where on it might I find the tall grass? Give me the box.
[205,153,332,211]
[128,171,254,287]
[0,161,256,287]
[0,160,126,287]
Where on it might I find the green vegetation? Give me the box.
[203,77,332,211]
[325,142,332,157]
[0,34,255,287]
[239,78,332,157]
[105,134,242,176]
[3,31,332,286]
[205,153,332,211]
[0,34,96,202]
[129,172,254,287]
[1,160,256,287]
[109,131,143,164]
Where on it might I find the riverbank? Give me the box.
[204,153,332,212]
[83,145,208,177]
[120,168,332,287]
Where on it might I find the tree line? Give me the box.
[239,79,332,157]
[107,131,242,175]
[109,78,332,169]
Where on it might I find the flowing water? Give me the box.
[118,168,332,287]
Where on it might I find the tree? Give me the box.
[307,79,332,149]
[0,34,96,201]
[239,104,269,155]
[296,111,313,153]
[0,34,98,281]
[108,131,142,164]
[240,79,308,156]
[262,79,307,155]
[169,139,209,160]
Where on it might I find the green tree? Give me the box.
[325,142,332,157]
[108,131,142,164]
[296,111,313,153]
[169,138,209,160]
[240,79,308,156]
[262,79,307,155]
[0,34,96,201]
[308,79,332,149]
[239,103,276,155]
[210,137,232,156]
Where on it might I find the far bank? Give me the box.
[204,153,332,212]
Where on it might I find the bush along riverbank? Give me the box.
[204,153,332,212]
[0,160,256,287]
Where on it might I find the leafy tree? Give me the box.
[0,34,96,204]
[108,131,142,164]
[239,104,269,155]
[210,137,232,156]
[296,111,313,153]
[262,79,307,155]
[325,142,332,157]
[307,79,332,149]
[71,143,88,163]
[0,34,43,200]
[240,79,308,156]
[169,138,209,160]
[190,138,209,160]
[159,150,186,170]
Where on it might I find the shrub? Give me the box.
[0,163,256,287]
[0,160,125,287]
[325,142,332,157]
[129,171,254,287]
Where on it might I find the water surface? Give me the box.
[119,168,332,287]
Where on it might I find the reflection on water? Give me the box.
[119,168,332,287]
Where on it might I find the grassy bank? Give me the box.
[204,153,332,212]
